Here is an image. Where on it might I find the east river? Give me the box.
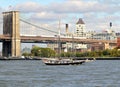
[0,60,120,87]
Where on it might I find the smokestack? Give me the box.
[110,22,112,28]
[66,24,68,34]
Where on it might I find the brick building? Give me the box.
[117,37,120,47]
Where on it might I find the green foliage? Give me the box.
[60,49,120,58]
[102,49,111,56]
[60,52,72,57]
[79,49,120,57]
[25,46,120,58]
[31,46,56,57]
[31,46,41,56]
[75,52,82,57]
[40,48,56,57]
[22,52,31,56]
[116,50,120,57]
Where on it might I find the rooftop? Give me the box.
[76,18,85,24]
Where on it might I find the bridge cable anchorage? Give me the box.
[20,19,65,36]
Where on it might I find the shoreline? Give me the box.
[75,57,120,60]
[0,56,42,60]
[0,57,120,60]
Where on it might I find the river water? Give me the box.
[0,60,120,87]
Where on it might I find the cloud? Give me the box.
[101,0,119,4]
[1,0,119,33]
[13,1,120,14]
[0,7,3,23]
[30,12,67,22]
[47,1,95,13]
[14,1,45,13]
[47,0,120,14]
[83,12,120,31]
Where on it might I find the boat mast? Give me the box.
[58,19,61,58]
[72,34,74,58]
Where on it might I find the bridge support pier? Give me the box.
[2,41,11,57]
[104,42,109,49]
[2,11,21,57]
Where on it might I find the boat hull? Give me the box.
[42,59,85,65]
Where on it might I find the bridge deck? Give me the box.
[0,35,116,44]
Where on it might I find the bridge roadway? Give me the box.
[0,35,116,44]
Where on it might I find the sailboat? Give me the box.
[42,58,85,65]
[42,21,86,65]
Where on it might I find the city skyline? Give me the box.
[0,7,118,56]
[0,0,120,33]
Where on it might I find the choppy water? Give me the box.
[0,60,120,87]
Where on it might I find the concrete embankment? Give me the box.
[74,57,120,60]
[95,57,120,60]
[0,56,120,60]
[0,56,42,60]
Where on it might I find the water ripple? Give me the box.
[0,60,120,87]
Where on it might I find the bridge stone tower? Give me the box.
[2,11,21,57]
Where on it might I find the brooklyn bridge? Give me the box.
[0,11,116,57]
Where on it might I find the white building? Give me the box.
[73,18,87,50]
[86,31,96,39]
[92,29,116,40]
[59,18,88,52]
[74,18,86,38]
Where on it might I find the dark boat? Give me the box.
[42,58,85,65]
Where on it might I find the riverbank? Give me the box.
[0,56,120,60]
[75,57,120,60]
[0,56,42,60]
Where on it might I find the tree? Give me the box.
[31,46,56,57]
[22,52,31,56]
[40,48,56,57]
[102,49,111,56]
[31,46,41,56]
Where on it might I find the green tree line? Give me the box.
[22,46,120,58]
[61,49,120,57]
[22,46,56,57]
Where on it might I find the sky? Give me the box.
[0,0,120,32]
[0,0,120,33]
[0,0,120,49]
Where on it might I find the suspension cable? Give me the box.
[20,19,65,36]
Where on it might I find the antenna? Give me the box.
[58,19,61,36]
[8,5,12,11]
